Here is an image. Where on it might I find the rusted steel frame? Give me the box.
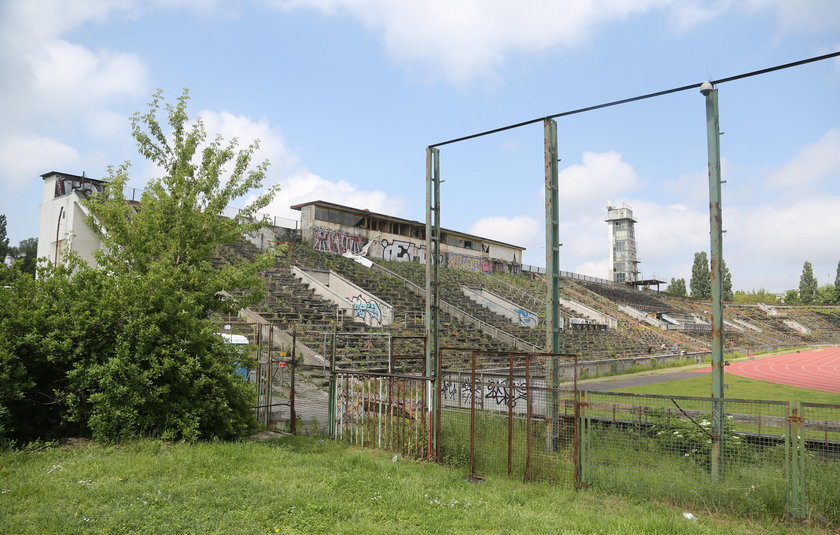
[400,379,408,456]
[343,375,350,443]
[508,352,514,476]
[290,326,297,434]
[423,375,430,459]
[414,380,420,457]
[388,376,394,451]
[470,351,477,478]
[525,354,533,481]
[362,375,369,448]
[378,377,383,449]
[331,369,435,381]
[268,326,274,428]
[574,389,582,488]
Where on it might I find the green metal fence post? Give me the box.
[425,147,441,457]
[701,81,725,481]
[545,118,561,452]
[786,401,807,520]
[575,390,592,489]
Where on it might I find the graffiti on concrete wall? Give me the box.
[447,253,491,273]
[381,239,423,262]
[349,294,383,325]
[312,228,367,255]
[441,377,526,408]
[513,309,538,328]
[484,378,527,407]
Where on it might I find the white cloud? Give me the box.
[0,135,81,191]
[199,110,299,174]
[743,0,840,33]
[0,2,148,132]
[261,170,404,221]
[574,259,610,279]
[469,215,540,249]
[272,0,669,84]
[765,128,840,189]
[558,151,641,212]
[197,110,404,220]
[667,0,735,31]
[271,0,840,84]
[630,201,708,273]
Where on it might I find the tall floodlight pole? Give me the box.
[425,146,441,457]
[701,81,725,481]
[544,118,561,451]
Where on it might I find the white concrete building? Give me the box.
[292,200,525,274]
[36,172,107,268]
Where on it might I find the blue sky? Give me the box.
[2,0,839,292]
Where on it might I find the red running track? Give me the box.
[692,347,840,393]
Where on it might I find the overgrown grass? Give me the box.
[2,436,833,534]
[439,407,840,528]
[612,374,840,404]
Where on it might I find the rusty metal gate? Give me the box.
[436,349,580,483]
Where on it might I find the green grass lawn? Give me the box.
[1,436,833,535]
[610,374,840,404]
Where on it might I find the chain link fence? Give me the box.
[218,327,838,526]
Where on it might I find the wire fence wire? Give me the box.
[581,392,793,517]
[334,372,432,459]
[801,402,840,525]
[220,327,839,525]
[437,350,579,484]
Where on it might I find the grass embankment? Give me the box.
[612,374,840,405]
[1,436,831,535]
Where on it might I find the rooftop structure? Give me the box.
[291,200,525,274]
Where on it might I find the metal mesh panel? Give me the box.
[583,391,790,517]
[438,349,577,483]
[801,402,840,525]
[334,373,431,459]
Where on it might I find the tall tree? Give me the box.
[1,89,280,443]
[799,261,818,304]
[8,237,38,275]
[835,261,840,305]
[690,252,711,299]
[0,214,9,262]
[666,277,687,296]
[721,259,733,301]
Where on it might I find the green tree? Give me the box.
[783,289,799,304]
[732,289,778,305]
[1,89,279,443]
[666,277,687,296]
[721,259,733,301]
[835,261,840,304]
[0,214,9,262]
[816,284,837,305]
[8,237,38,275]
[799,261,818,304]
[690,252,711,299]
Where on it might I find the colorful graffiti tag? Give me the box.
[312,228,367,255]
[349,294,383,324]
[513,309,538,328]
[447,253,491,273]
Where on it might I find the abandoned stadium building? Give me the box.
[292,200,524,274]
[35,172,526,277]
